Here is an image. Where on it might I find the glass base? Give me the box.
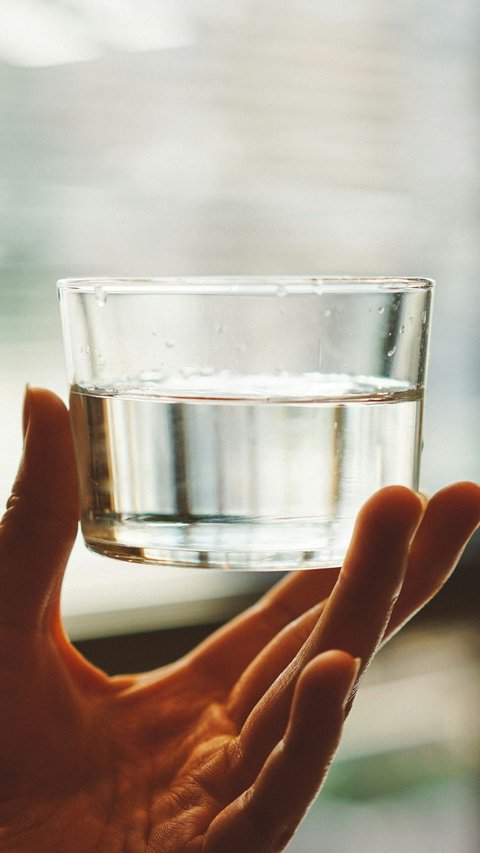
[81,514,351,570]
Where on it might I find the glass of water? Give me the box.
[57,276,434,570]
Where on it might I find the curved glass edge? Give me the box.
[57,276,435,296]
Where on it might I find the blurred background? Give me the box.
[0,1,479,850]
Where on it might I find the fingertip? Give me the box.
[441,480,480,510]
[299,650,361,705]
[358,485,426,537]
[4,385,78,544]
[286,651,361,756]
[0,387,79,628]
[426,481,480,531]
[25,386,70,423]
[384,481,480,638]
[366,483,426,513]
[22,383,31,438]
[22,386,71,450]
[303,647,357,673]
[337,486,425,601]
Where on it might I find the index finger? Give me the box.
[311,486,426,669]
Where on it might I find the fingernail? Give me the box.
[22,384,31,443]
[342,657,362,710]
[353,656,362,675]
[345,656,362,693]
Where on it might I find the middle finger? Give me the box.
[230,486,424,778]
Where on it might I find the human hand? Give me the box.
[0,388,478,853]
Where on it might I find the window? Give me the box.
[1,0,478,641]
[1,4,479,850]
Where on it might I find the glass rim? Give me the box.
[57,276,435,296]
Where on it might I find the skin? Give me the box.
[0,387,479,853]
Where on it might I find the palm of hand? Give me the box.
[2,631,243,852]
[1,608,351,853]
[1,389,479,853]
[3,578,358,853]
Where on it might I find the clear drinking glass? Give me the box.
[57,276,434,570]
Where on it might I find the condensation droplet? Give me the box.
[185,365,202,378]
[422,309,427,324]
[200,366,214,377]
[277,285,287,297]
[400,325,405,334]
[409,316,414,325]
[324,308,331,317]
[165,339,175,348]
[95,286,107,307]
[215,323,224,334]
[387,346,396,357]
[378,306,385,314]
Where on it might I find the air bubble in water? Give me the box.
[324,308,331,317]
[165,339,175,348]
[378,306,384,314]
[387,346,396,357]
[277,285,287,297]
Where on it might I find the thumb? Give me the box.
[0,387,79,630]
